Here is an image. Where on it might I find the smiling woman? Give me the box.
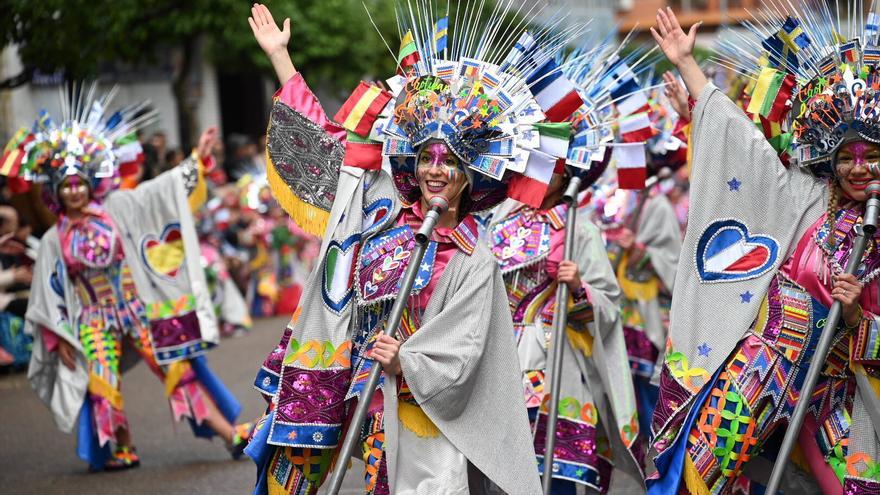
[242,0,592,492]
[646,5,880,494]
[3,97,254,472]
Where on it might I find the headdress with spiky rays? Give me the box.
[334,0,591,210]
[715,0,880,177]
[0,83,155,211]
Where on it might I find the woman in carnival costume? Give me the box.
[648,5,880,493]
[241,1,591,492]
[484,39,654,493]
[7,95,252,471]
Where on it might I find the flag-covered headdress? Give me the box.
[0,84,151,211]
[562,31,659,192]
[715,1,880,178]
[332,1,591,211]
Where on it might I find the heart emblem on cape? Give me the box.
[141,223,185,279]
[382,256,400,272]
[363,198,393,234]
[510,236,526,249]
[501,246,518,260]
[696,219,779,282]
[392,245,411,261]
[363,281,379,296]
[322,234,360,312]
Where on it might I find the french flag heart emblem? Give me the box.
[696,219,779,282]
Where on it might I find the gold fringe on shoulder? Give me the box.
[187,153,208,213]
[266,149,329,238]
[398,401,440,438]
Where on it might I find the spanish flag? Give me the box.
[0,148,25,177]
[333,82,392,138]
[398,30,421,73]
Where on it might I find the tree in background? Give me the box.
[1,0,398,149]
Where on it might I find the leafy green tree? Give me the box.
[1,0,398,147]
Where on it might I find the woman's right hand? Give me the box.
[650,7,700,68]
[248,3,291,58]
[57,339,77,371]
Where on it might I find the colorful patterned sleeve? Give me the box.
[266,73,346,237]
[852,313,880,365]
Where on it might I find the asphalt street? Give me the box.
[0,316,643,494]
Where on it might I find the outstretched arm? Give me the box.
[651,7,707,99]
[249,3,296,85]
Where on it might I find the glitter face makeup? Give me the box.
[415,141,469,215]
[58,175,91,212]
[836,141,880,201]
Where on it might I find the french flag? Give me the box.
[526,57,584,122]
[508,148,556,208]
[613,143,646,189]
[615,89,649,117]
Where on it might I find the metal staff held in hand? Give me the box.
[327,195,449,495]
[542,176,581,495]
[765,181,880,493]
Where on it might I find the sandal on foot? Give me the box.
[227,422,256,460]
[104,446,140,471]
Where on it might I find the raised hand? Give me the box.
[651,7,700,68]
[248,3,290,58]
[196,126,219,161]
[248,3,297,84]
[663,71,690,120]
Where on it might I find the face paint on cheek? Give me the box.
[447,168,458,182]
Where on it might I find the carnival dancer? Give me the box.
[648,5,880,493]
[241,1,604,492]
[484,41,657,492]
[8,99,251,471]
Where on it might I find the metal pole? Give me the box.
[765,183,880,493]
[542,176,581,495]
[326,197,448,495]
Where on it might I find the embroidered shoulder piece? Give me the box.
[267,100,345,236]
[356,225,437,305]
[491,210,552,274]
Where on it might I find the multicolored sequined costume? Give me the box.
[25,159,240,470]
[245,60,543,492]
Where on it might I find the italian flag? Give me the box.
[115,133,145,177]
[334,82,392,138]
[534,122,570,159]
[508,149,556,208]
[613,143,647,190]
